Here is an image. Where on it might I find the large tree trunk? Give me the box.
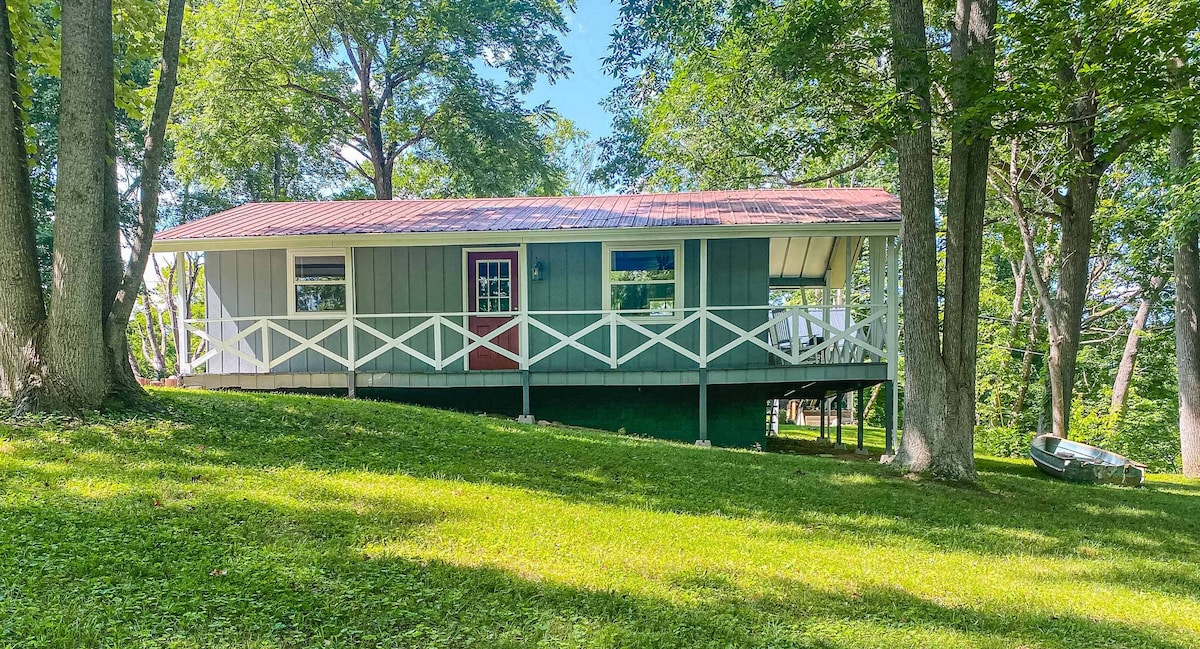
[101,0,186,401]
[887,0,943,473]
[1046,179,1096,438]
[935,0,997,481]
[1110,279,1162,423]
[0,0,48,412]
[1173,118,1200,477]
[46,0,114,409]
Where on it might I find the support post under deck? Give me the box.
[884,380,896,456]
[834,393,846,450]
[517,370,534,424]
[856,387,867,454]
[819,396,827,441]
[696,368,710,446]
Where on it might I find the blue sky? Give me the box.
[526,1,622,139]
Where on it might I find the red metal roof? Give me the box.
[156,188,899,241]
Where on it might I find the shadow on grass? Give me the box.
[0,461,1194,649]
[5,389,1200,565]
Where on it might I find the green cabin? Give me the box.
[152,189,901,449]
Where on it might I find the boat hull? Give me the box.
[1030,435,1145,486]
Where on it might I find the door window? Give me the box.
[475,259,513,313]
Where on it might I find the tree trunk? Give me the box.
[0,0,48,412]
[1173,118,1200,477]
[1110,279,1161,423]
[887,0,943,473]
[1046,180,1097,438]
[272,148,282,200]
[47,0,114,409]
[140,293,166,376]
[102,0,186,400]
[1013,290,1042,418]
[936,0,997,481]
[1009,258,1026,339]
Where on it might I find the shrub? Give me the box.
[975,425,1033,458]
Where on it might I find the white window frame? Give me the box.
[472,257,516,313]
[287,248,352,316]
[603,241,684,323]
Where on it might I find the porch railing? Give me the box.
[181,304,892,375]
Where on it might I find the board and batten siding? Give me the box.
[203,239,770,375]
[352,245,464,372]
[204,249,348,374]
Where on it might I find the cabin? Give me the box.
[152,188,900,450]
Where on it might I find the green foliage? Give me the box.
[173,0,574,198]
[2,389,1200,647]
[598,0,897,191]
[975,426,1034,459]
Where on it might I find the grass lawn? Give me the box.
[771,422,891,457]
[2,389,1199,648]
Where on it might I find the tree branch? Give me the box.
[334,149,374,183]
[779,141,887,186]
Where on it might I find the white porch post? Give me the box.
[346,247,357,397]
[699,238,708,368]
[518,243,534,423]
[869,236,885,359]
[843,237,854,305]
[696,238,710,446]
[175,251,189,376]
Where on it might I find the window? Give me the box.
[289,250,348,314]
[475,259,513,312]
[605,243,683,319]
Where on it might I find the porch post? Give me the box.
[346,247,357,398]
[699,238,708,368]
[175,251,189,376]
[843,237,854,304]
[696,238,710,447]
[856,387,867,454]
[884,379,896,455]
[696,368,710,447]
[869,237,885,359]
[819,395,827,441]
[517,370,534,424]
[516,245,534,424]
[834,393,846,450]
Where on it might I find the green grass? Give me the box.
[775,422,890,455]
[2,389,1199,648]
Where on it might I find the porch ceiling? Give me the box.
[769,236,864,287]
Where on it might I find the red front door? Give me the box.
[467,251,520,370]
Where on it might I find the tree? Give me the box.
[598,0,895,192]
[1172,57,1200,477]
[0,0,46,408]
[45,0,114,407]
[887,0,999,480]
[177,0,572,200]
[102,0,186,396]
[0,0,187,411]
[995,0,1199,438]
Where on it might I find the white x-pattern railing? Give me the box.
[182,304,891,374]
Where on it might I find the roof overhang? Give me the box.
[151,221,901,254]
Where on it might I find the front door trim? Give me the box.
[462,246,525,370]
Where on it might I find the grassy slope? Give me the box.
[1,390,1199,649]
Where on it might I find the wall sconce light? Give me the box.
[531,259,546,281]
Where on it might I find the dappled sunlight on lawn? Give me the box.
[2,388,1200,647]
